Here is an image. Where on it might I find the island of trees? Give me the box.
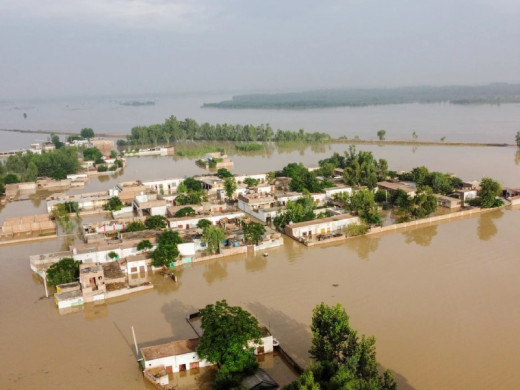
[116,116,331,146]
[203,83,520,109]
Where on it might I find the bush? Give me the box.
[94,157,106,165]
[83,147,103,161]
[108,164,117,171]
[174,207,196,218]
[345,223,368,236]
[97,165,108,172]
[374,189,387,203]
[46,258,80,287]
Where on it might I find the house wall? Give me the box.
[324,187,352,198]
[168,211,245,230]
[143,353,212,373]
[286,216,360,239]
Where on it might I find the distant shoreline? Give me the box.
[0,128,515,148]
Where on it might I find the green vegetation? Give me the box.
[274,193,316,229]
[183,177,202,192]
[0,147,79,181]
[398,166,462,195]
[137,239,153,251]
[123,221,146,232]
[470,177,503,208]
[80,128,95,139]
[51,202,80,233]
[51,134,64,149]
[201,226,226,254]
[175,178,206,205]
[117,115,330,146]
[174,145,225,157]
[516,131,520,147]
[277,163,334,193]
[46,258,80,287]
[235,143,264,151]
[389,186,438,222]
[204,83,520,109]
[144,215,167,229]
[243,222,266,245]
[216,168,233,178]
[104,196,123,211]
[196,300,262,389]
[223,177,237,199]
[173,207,196,218]
[196,219,212,229]
[285,303,396,390]
[243,177,259,187]
[377,129,386,140]
[83,147,103,162]
[345,222,368,236]
[96,165,107,172]
[150,230,182,267]
[108,251,118,260]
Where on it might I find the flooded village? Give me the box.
[1,129,520,389]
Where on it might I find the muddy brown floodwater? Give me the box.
[0,148,520,390]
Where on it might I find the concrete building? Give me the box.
[275,191,303,206]
[46,191,112,213]
[284,214,360,240]
[133,194,168,217]
[237,193,278,222]
[234,173,268,184]
[434,194,461,209]
[79,263,106,302]
[141,178,183,195]
[168,211,245,230]
[377,181,417,198]
[198,176,223,193]
[456,189,478,207]
[140,338,212,373]
[323,186,352,199]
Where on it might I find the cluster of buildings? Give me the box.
[196,152,234,170]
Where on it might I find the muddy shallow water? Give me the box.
[0,147,519,390]
[1,207,519,389]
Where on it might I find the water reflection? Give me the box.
[345,235,380,260]
[477,210,503,241]
[245,253,268,272]
[202,260,228,285]
[403,225,438,247]
[515,149,520,165]
[154,267,184,294]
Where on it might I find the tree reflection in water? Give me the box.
[203,260,228,285]
[477,210,503,241]
[403,225,438,247]
[245,253,267,272]
[515,149,520,165]
[346,235,380,260]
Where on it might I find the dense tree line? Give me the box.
[0,147,79,182]
[398,166,463,195]
[117,115,331,146]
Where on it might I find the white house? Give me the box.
[311,193,327,206]
[133,194,168,217]
[237,193,278,222]
[275,191,303,206]
[168,211,245,230]
[141,178,183,195]
[323,186,352,199]
[234,173,268,184]
[284,214,360,240]
[253,183,275,194]
[140,338,212,374]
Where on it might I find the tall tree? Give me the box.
[201,226,226,254]
[46,258,80,287]
[223,177,237,199]
[478,177,502,208]
[80,128,95,139]
[243,222,266,245]
[196,300,262,388]
[377,129,386,140]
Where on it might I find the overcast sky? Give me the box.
[1,0,519,99]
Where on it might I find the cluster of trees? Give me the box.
[123,215,167,233]
[0,147,79,184]
[150,229,183,267]
[398,166,463,195]
[387,187,438,222]
[319,147,388,189]
[274,193,316,229]
[174,207,196,218]
[46,258,81,287]
[118,115,331,146]
[286,303,396,390]
[243,222,266,245]
[196,300,262,389]
[277,163,335,193]
[176,178,207,205]
[243,177,259,187]
[333,189,383,226]
[104,196,123,211]
[469,177,503,208]
[201,225,226,254]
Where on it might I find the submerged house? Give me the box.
[284,214,360,240]
[140,338,212,374]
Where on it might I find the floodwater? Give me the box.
[1,93,520,146]
[1,206,520,390]
[1,96,520,389]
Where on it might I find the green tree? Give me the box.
[46,258,80,287]
[151,230,182,267]
[374,189,387,203]
[183,177,202,192]
[83,147,103,161]
[243,222,266,245]
[479,177,502,208]
[516,131,520,147]
[177,182,188,193]
[377,129,386,140]
[4,173,20,184]
[411,186,438,218]
[137,239,153,251]
[350,189,382,226]
[124,221,146,232]
[243,177,259,187]
[108,251,118,260]
[174,207,196,218]
[223,177,237,199]
[217,168,233,178]
[197,219,212,229]
[110,150,117,159]
[202,225,226,254]
[80,128,95,139]
[196,300,262,388]
[104,196,123,211]
[23,161,38,182]
[145,215,167,229]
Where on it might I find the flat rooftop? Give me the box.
[141,338,200,361]
[287,213,357,229]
